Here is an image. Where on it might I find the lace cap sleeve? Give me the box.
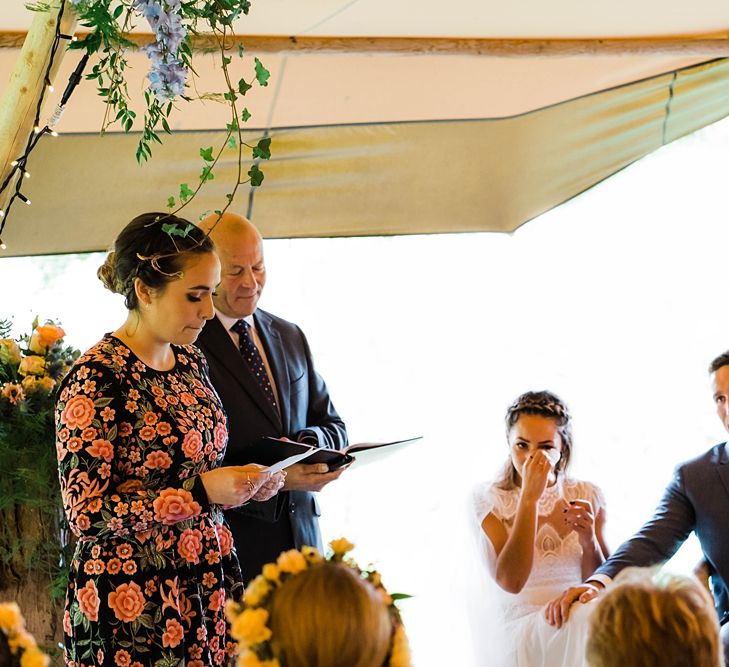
[472,482,503,523]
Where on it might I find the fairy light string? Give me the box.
[0,2,84,250]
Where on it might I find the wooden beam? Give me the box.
[2,31,729,56]
[0,3,77,216]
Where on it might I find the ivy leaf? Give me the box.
[162,223,194,238]
[252,137,271,160]
[237,78,252,96]
[200,166,215,182]
[238,43,245,58]
[254,58,270,87]
[166,196,175,210]
[248,164,264,186]
[179,183,194,202]
[226,193,234,203]
[226,135,237,149]
[199,146,214,162]
[222,56,232,66]
[241,108,251,122]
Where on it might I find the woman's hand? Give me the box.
[563,499,597,549]
[199,464,272,508]
[519,450,552,503]
[252,470,286,502]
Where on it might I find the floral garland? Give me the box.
[0,318,80,595]
[226,538,412,667]
[0,602,50,667]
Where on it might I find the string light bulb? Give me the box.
[24,171,30,179]
[10,160,18,167]
[0,240,6,250]
[33,126,41,134]
[50,130,59,137]
[18,193,31,206]
[0,209,4,217]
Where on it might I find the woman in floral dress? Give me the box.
[55,213,285,667]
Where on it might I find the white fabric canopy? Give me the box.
[1,0,728,255]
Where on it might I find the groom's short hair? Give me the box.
[586,568,722,667]
[709,351,729,374]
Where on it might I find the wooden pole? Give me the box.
[0,1,77,215]
[2,31,729,56]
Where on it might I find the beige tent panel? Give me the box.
[4,57,729,256]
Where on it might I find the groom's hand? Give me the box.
[545,583,602,628]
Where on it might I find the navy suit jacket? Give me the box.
[196,311,347,582]
[596,442,729,624]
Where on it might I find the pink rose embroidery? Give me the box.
[61,394,96,430]
[177,528,204,564]
[108,581,145,622]
[153,488,201,525]
[78,579,100,622]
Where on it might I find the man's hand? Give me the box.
[283,462,347,492]
[544,583,602,628]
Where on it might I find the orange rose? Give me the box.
[61,394,96,430]
[0,339,21,365]
[1,383,25,405]
[28,324,65,353]
[182,431,202,458]
[162,618,184,649]
[18,355,45,376]
[215,523,234,557]
[177,528,204,564]
[108,581,145,622]
[78,580,100,622]
[145,450,172,470]
[153,488,202,525]
[87,439,114,462]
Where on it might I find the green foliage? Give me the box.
[68,0,275,220]
[0,320,80,598]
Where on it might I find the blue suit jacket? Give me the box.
[596,442,729,624]
[196,311,347,582]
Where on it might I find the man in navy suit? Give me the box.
[196,212,347,583]
[546,351,729,659]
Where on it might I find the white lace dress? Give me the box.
[472,479,605,667]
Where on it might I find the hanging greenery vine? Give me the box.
[39,0,271,220]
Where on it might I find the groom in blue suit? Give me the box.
[548,350,729,659]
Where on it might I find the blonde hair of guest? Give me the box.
[268,561,392,667]
[586,567,723,667]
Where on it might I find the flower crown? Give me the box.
[225,538,412,667]
[0,602,50,667]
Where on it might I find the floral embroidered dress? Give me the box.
[55,335,242,667]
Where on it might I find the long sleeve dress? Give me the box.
[55,335,243,667]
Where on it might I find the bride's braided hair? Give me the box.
[497,390,573,490]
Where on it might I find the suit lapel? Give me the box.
[201,316,282,430]
[255,311,291,434]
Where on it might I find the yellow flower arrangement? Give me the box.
[0,602,50,667]
[0,318,80,603]
[226,538,412,667]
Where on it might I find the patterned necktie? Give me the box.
[231,319,278,410]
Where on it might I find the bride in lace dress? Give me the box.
[472,391,609,666]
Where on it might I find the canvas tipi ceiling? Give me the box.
[1,0,729,256]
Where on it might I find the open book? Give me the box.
[305,436,422,470]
